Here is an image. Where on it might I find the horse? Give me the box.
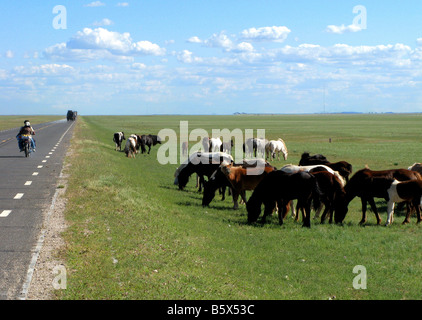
[209,137,223,153]
[243,138,257,158]
[299,152,353,182]
[265,139,288,161]
[124,134,142,158]
[246,171,322,228]
[299,152,329,166]
[174,152,233,191]
[408,163,422,175]
[113,132,126,151]
[140,134,161,154]
[337,168,422,225]
[280,164,345,186]
[309,171,347,224]
[386,179,422,225]
[222,139,234,154]
[181,141,188,156]
[219,160,276,209]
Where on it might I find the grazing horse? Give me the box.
[209,137,223,153]
[299,152,353,182]
[174,152,233,191]
[408,163,422,175]
[219,160,276,209]
[299,152,329,166]
[222,139,234,154]
[386,179,422,225]
[181,141,188,156]
[140,134,161,154]
[243,138,257,158]
[113,132,126,151]
[202,159,272,207]
[337,168,422,225]
[309,171,347,224]
[124,134,142,158]
[280,164,345,186]
[265,139,288,161]
[247,171,322,228]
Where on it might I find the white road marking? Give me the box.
[42,160,47,163]
[48,152,53,155]
[32,172,39,176]
[46,156,50,158]
[24,181,32,186]
[14,193,24,200]
[37,165,43,168]
[0,210,12,217]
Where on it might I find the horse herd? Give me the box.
[173,147,422,228]
[113,131,162,158]
[112,131,422,228]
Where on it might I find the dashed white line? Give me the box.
[0,210,11,217]
[42,160,47,163]
[24,181,32,186]
[45,156,50,158]
[32,172,39,176]
[14,193,24,200]
[37,165,43,169]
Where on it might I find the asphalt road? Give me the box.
[0,119,75,300]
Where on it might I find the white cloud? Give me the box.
[5,50,14,58]
[204,32,233,50]
[240,26,291,42]
[117,2,129,7]
[187,36,202,44]
[326,24,362,34]
[84,1,105,7]
[44,28,165,62]
[93,18,114,26]
[14,64,75,75]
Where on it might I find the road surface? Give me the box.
[0,119,75,299]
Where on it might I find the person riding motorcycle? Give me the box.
[16,120,36,152]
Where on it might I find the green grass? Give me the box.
[58,114,422,300]
[0,115,65,131]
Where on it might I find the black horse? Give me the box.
[246,170,322,228]
[140,134,161,154]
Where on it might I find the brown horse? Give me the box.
[337,168,422,225]
[220,161,276,209]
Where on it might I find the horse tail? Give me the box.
[246,178,266,223]
[310,175,323,211]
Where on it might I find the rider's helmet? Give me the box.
[24,120,30,127]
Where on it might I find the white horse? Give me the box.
[255,138,267,158]
[209,137,223,152]
[266,139,288,161]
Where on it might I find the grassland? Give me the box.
[58,114,422,300]
[0,115,65,131]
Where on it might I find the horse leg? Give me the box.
[368,197,382,225]
[240,190,248,205]
[320,205,330,224]
[385,201,395,226]
[221,186,226,201]
[314,204,323,220]
[277,199,287,225]
[302,202,311,228]
[198,175,204,192]
[232,191,240,210]
[359,198,368,225]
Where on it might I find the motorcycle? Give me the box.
[20,135,34,157]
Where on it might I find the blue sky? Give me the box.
[1,0,422,115]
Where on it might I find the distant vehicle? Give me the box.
[67,110,78,121]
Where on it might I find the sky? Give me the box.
[1,0,422,115]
